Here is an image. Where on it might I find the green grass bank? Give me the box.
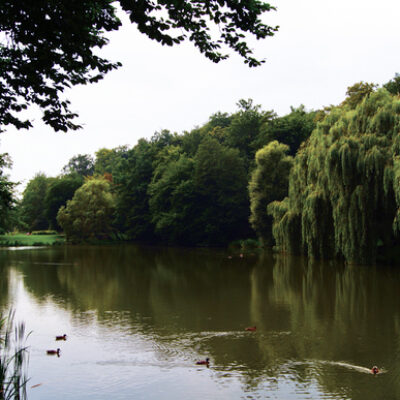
[0,233,65,246]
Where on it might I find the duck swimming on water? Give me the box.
[56,334,67,341]
[47,348,61,357]
[196,358,210,365]
[371,366,380,374]
[245,326,256,331]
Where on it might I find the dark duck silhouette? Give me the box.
[371,366,380,374]
[245,326,256,332]
[47,348,61,357]
[196,357,210,365]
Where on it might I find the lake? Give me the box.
[0,244,398,400]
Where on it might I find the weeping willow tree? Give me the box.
[249,141,293,245]
[269,89,400,264]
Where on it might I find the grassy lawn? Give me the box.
[0,233,65,246]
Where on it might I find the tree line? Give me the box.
[268,75,400,264]
[3,74,400,264]
[6,99,315,247]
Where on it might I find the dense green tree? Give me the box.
[94,146,128,176]
[341,81,378,109]
[383,73,400,95]
[113,139,156,240]
[224,99,274,165]
[146,136,252,245]
[180,128,207,156]
[57,177,115,241]
[5,201,25,233]
[114,133,188,242]
[193,136,251,244]
[148,150,199,244]
[0,154,17,233]
[20,173,52,231]
[94,148,116,176]
[115,125,256,245]
[62,154,95,177]
[256,105,316,156]
[178,113,232,156]
[150,130,181,150]
[44,174,84,230]
[207,112,233,130]
[249,141,293,245]
[1,0,277,132]
[269,89,400,264]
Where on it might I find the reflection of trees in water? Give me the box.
[0,247,76,305]
[3,246,400,398]
[12,245,257,326]
[0,252,10,309]
[18,245,155,313]
[148,247,257,331]
[250,253,400,400]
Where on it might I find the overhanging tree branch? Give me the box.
[0,0,278,132]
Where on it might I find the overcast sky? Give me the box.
[2,0,400,192]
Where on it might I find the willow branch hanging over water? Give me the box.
[249,140,293,246]
[269,89,400,264]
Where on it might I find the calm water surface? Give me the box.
[0,244,399,400]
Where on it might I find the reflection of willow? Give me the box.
[250,253,400,400]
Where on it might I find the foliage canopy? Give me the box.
[12,98,317,246]
[62,154,95,177]
[269,89,400,264]
[249,140,293,244]
[20,173,51,231]
[57,177,115,241]
[44,174,84,230]
[0,0,278,132]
